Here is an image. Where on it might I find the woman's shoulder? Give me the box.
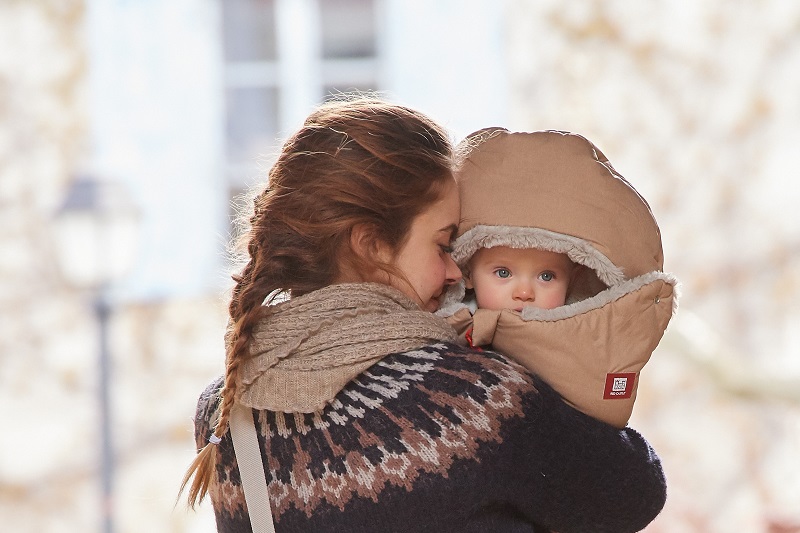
[389,340,536,377]
[337,342,549,431]
[193,342,546,422]
[370,341,541,397]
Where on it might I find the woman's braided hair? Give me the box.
[180,96,453,506]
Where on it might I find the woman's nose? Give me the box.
[444,254,462,284]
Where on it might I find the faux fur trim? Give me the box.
[520,270,680,321]
[437,270,680,322]
[437,282,468,313]
[451,225,625,285]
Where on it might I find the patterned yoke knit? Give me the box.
[195,342,667,533]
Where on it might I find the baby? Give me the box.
[438,128,680,427]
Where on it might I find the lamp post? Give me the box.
[52,176,140,533]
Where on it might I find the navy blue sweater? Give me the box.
[194,342,666,532]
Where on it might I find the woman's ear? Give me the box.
[345,224,396,286]
[349,223,390,264]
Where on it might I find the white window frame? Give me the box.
[222,0,381,190]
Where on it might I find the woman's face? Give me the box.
[386,179,462,311]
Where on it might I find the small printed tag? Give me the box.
[603,372,637,399]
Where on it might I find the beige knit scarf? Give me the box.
[236,283,458,413]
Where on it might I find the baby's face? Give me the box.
[465,246,575,311]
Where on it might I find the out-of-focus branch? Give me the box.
[662,311,800,404]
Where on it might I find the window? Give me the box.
[225,86,280,167]
[221,0,379,219]
[320,0,376,59]
[223,0,277,62]
[222,0,279,188]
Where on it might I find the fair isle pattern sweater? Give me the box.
[194,343,666,533]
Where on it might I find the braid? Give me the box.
[218,258,276,438]
[180,235,278,506]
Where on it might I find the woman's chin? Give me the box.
[424,299,440,312]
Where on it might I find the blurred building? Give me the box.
[1,1,799,532]
[84,0,508,301]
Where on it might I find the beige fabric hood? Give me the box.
[437,128,679,427]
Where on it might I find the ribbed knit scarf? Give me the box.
[237,283,458,413]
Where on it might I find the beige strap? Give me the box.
[229,403,276,533]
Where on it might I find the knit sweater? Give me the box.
[194,342,666,532]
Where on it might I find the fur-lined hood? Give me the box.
[437,128,680,427]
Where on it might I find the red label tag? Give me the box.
[464,327,483,351]
[603,373,637,399]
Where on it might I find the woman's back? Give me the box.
[196,342,666,533]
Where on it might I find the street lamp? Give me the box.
[52,175,140,533]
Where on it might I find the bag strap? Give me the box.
[229,402,276,533]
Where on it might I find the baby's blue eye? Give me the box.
[540,271,554,282]
[495,268,511,279]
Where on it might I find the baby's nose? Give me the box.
[513,282,535,300]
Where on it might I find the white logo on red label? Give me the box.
[612,377,628,392]
[603,372,636,399]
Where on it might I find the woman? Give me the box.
[181,97,666,532]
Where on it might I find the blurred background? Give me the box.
[1,0,799,531]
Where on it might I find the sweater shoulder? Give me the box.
[355,341,541,409]
[202,342,546,528]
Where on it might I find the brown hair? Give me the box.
[180,96,454,506]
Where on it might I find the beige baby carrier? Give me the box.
[437,128,679,428]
